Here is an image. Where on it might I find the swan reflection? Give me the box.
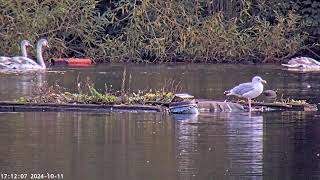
[0,71,47,101]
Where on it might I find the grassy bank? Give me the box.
[1,0,319,63]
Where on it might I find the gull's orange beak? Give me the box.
[261,80,267,84]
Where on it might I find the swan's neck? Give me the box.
[21,44,27,57]
[36,44,46,69]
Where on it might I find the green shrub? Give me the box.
[103,0,305,62]
[0,0,316,63]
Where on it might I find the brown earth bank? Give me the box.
[1,0,320,64]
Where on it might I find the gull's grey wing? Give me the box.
[230,82,255,96]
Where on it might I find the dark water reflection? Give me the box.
[0,64,319,179]
[0,112,319,180]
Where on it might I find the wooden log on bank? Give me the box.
[0,99,316,113]
[196,100,318,112]
[244,101,318,112]
[0,101,162,113]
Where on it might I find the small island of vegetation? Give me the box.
[17,80,175,105]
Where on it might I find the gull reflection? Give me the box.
[172,112,264,179]
[226,113,263,178]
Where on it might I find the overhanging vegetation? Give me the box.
[0,0,319,63]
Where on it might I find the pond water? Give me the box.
[0,64,319,180]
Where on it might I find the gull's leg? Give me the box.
[248,98,251,112]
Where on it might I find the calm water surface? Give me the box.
[0,64,319,180]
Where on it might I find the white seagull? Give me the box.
[225,76,267,111]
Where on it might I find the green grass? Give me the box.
[16,81,175,105]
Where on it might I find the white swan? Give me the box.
[0,39,49,70]
[0,40,32,63]
[20,40,33,57]
[282,57,320,71]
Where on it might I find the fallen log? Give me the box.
[0,99,316,113]
[196,100,317,112]
[240,101,318,112]
[0,101,162,113]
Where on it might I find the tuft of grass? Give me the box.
[87,86,118,104]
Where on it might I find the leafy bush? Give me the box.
[0,0,317,63]
[104,0,305,62]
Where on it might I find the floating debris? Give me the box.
[168,93,198,114]
[52,58,93,66]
